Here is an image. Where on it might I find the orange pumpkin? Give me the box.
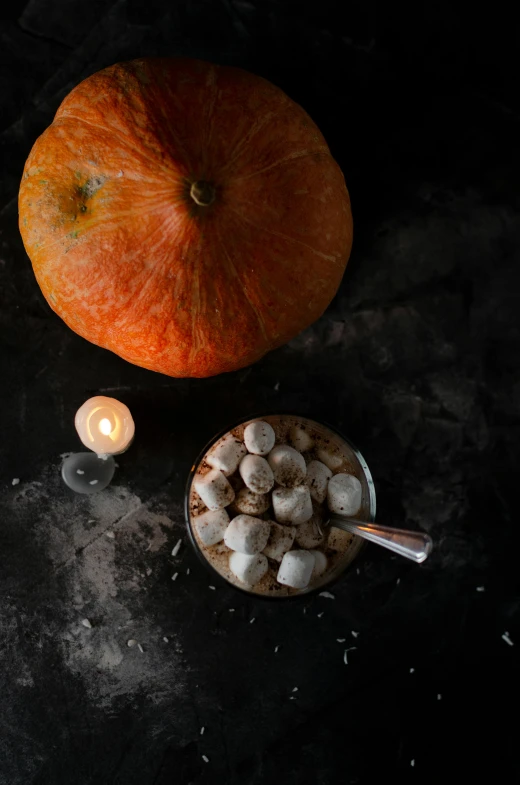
[18,58,352,378]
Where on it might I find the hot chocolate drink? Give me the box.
[187,415,375,597]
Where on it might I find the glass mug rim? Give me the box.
[184,410,377,601]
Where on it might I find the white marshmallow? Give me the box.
[243,420,276,456]
[289,425,314,452]
[234,487,270,516]
[194,469,235,511]
[309,550,328,578]
[239,454,274,494]
[316,448,343,471]
[295,514,325,548]
[229,552,268,585]
[263,522,296,562]
[224,515,271,554]
[193,509,230,546]
[305,460,333,503]
[327,473,362,516]
[277,550,315,589]
[206,433,247,476]
[272,485,313,524]
[267,444,306,487]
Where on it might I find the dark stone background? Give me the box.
[1,2,519,783]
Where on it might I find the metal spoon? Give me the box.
[328,516,433,563]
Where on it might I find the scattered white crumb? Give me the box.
[12,478,20,486]
[202,755,209,763]
[105,530,115,539]
[137,643,144,653]
[186,568,190,575]
[337,638,346,643]
[76,470,84,476]
[351,631,359,638]
[502,632,514,646]
[171,539,182,557]
[171,573,178,581]
[411,759,415,767]
[410,668,415,673]
[274,382,280,391]
[209,585,216,591]
[476,586,485,592]
[319,591,335,599]
[200,726,205,735]
[343,647,356,665]
[81,618,92,629]
[317,612,324,618]
[437,694,442,700]
[396,578,400,585]
[163,637,169,643]
[229,609,235,613]
[89,480,98,486]
[292,687,298,692]
[250,618,255,624]
[127,639,137,648]
[274,645,280,653]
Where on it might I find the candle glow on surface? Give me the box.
[75,396,134,455]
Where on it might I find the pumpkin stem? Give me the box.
[190,180,216,207]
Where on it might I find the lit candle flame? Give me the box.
[99,418,113,436]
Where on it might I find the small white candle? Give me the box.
[75,395,134,455]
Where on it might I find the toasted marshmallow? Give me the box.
[263,522,296,562]
[267,445,306,487]
[239,454,274,494]
[234,487,270,516]
[192,509,230,546]
[305,460,332,504]
[327,473,362,516]
[277,550,315,589]
[229,552,268,585]
[272,485,313,525]
[316,448,343,471]
[206,433,247,476]
[194,469,235,511]
[224,515,271,554]
[289,425,314,452]
[243,420,276,456]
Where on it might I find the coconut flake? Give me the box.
[411,760,415,767]
[127,639,137,648]
[292,687,299,692]
[202,755,209,763]
[351,631,359,638]
[163,637,169,643]
[502,632,514,646]
[81,618,92,629]
[437,694,442,700]
[337,638,346,643]
[229,609,235,613]
[171,539,182,557]
[317,612,324,618]
[89,480,98,486]
[76,470,84,476]
[12,478,20,486]
[250,617,255,624]
[105,530,115,539]
[274,645,280,653]
[200,726,205,735]
[319,591,335,600]
[410,667,415,673]
[137,643,144,653]
[476,586,485,592]
[208,585,216,591]
[171,573,178,581]
[186,568,190,575]
[343,646,356,665]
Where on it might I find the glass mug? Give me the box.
[185,413,377,599]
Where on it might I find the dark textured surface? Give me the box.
[1,3,519,783]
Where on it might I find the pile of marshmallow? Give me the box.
[192,420,362,591]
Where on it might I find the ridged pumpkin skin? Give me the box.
[19,58,352,378]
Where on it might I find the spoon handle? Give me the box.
[329,517,433,563]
